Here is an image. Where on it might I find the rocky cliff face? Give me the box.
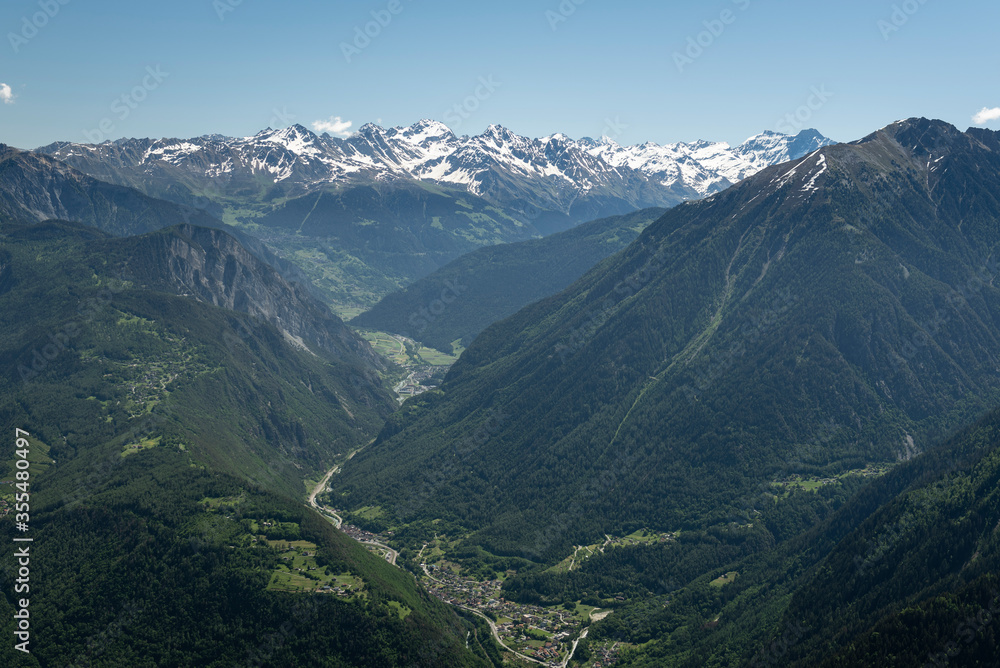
[0,144,221,235]
[120,224,386,370]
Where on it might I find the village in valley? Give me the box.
[321,524,676,666]
[306,334,676,665]
[422,562,580,664]
[356,331,459,403]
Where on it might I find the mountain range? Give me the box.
[39,120,834,225]
[37,122,834,314]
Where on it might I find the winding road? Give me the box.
[420,563,587,667]
[308,466,343,528]
[567,545,582,572]
[308,463,398,565]
[563,628,588,668]
[309,467,582,664]
[421,564,550,666]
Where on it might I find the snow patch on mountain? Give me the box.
[801,154,828,193]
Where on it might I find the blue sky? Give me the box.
[1,0,998,149]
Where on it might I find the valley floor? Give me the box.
[307,468,621,666]
[357,330,459,403]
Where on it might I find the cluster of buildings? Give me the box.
[422,564,505,608]
[610,531,675,547]
[319,583,358,597]
[393,367,440,402]
[591,641,624,667]
[421,563,579,662]
[115,355,190,419]
[340,524,380,543]
[524,640,562,662]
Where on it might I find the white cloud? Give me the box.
[312,116,354,137]
[972,107,1000,125]
[0,84,14,105]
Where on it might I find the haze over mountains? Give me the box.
[0,145,221,236]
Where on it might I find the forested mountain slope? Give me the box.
[0,220,491,666]
[334,119,1000,562]
[610,402,1000,666]
[352,207,666,352]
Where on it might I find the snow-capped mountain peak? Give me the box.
[38,120,835,222]
[480,124,521,145]
[734,128,832,172]
[355,122,386,139]
[395,119,455,145]
[254,124,321,156]
[541,132,572,144]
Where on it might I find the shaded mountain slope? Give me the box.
[352,207,667,352]
[0,144,220,235]
[0,220,392,496]
[115,223,387,368]
[333,119,1000,561]
[610,400,1000,667]
[0,451,490,667]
